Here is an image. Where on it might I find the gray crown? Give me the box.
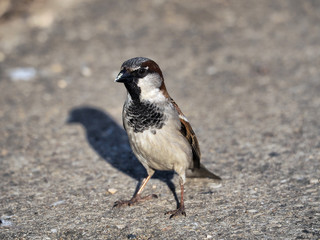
[121,57,150,69]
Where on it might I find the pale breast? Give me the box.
[124,101,193,172]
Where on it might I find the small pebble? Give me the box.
[310,179,319,184]
[294,204,304,208]
[248,209,258,213]
[81,66,92,77]
[57,79,68,89]
[108,188,117,194]
[1,149,8,157]
[206,66,217,75]
[51,200,65,207]
[50,63,63,73]
[28,11,54,28]
[8,68,37,81]
[0,219,13,227]
[116,224,126,230]
[210,182,222,189]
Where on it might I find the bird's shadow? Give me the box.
[67,106,179,206]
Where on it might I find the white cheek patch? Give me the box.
[138,74,165,103]
[179,115,189,122]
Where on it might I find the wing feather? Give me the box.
[170,98,201,168]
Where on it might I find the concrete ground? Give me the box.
[0,0,319,239]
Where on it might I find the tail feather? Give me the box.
[186,164,221,180]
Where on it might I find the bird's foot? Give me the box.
[113,194,158,208]
[165,205,186,219]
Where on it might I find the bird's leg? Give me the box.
[113,174,157,208]
[165,179,186,218]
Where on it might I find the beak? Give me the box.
[114,70,133,83]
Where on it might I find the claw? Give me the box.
[113,194,158,208]
[165,205,186,219]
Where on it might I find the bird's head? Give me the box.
[115,57,169,103]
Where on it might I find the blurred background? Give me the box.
[0,0,319,239]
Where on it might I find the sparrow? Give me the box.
[114,57,221,218]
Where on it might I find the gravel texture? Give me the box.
[0,0,319,239]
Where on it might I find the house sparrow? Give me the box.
[114,57,221,218]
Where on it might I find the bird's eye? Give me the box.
[137,68,148,77]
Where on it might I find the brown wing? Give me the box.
[170,98,201,169]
